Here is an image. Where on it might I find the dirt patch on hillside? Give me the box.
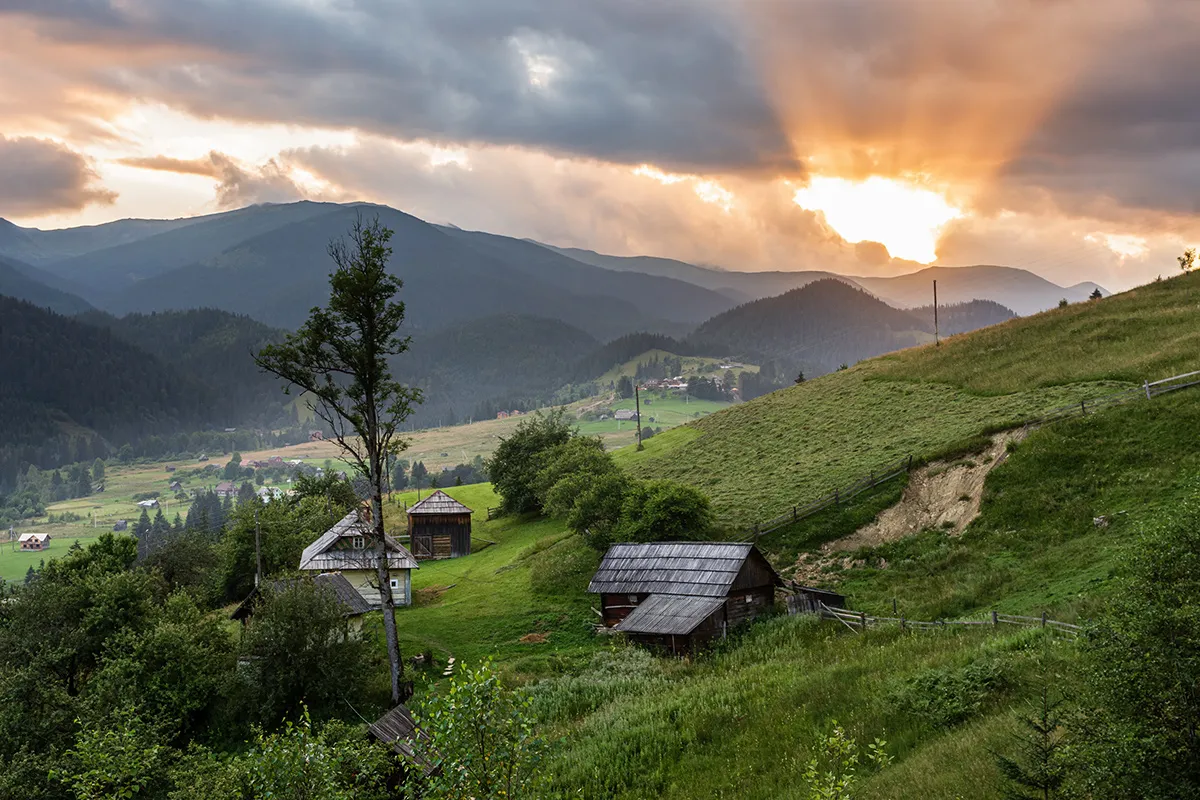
[790,429,1026,583]
[520,633,548,644]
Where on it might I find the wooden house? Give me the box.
[406,491,472,560]
[299,512,419,606]
[231,572,376,624]
[369,704,437,774]
[214,481,237,498]
[588,542,781,654]
[18,533,50,551]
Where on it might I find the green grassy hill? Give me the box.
[618,272,1200,527]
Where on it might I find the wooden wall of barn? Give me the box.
[408,513,471,559]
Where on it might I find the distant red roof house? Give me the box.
[497,411,509,419]
[309,430,325,441]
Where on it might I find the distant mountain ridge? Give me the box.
[0,256,94,314]
[688,278,933,376]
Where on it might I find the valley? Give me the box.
[0,204,1194,800]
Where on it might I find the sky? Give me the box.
[2,0,1199,290]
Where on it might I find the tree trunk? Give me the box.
[371,474,404,703]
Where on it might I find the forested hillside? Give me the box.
[0,256,93,314]
[907,299,1016,336]
[0,297,214,487]
[687,278,932,377]
[404,314,599,424]
[77,308,290,427]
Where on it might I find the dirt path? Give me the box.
[790,429,1026,583]
[577,392,615,416]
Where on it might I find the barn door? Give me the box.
[412,536,433,559]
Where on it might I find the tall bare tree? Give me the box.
[256,214,420,703]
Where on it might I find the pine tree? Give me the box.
[172,513,183,533]
[133,508,152,539]
[994,687,1067,800]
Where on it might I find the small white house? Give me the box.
[136,499,159,509]
[614,409,639,421]
[299,512,418,607]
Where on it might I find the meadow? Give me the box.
[620,271,1200,528]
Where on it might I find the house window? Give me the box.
[627,594,638,604]
[390,578,400,590]
[352,536,365,550]
[745,594,755,603]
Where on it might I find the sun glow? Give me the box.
[792,176,962,263]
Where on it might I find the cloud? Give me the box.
[1,1,793,173]
[119,150,345,208]
[0,135,115,217]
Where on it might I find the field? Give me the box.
[594,349,757,385]
[621,271,1200,527]
[24,388,732,541]
[0,536,94,582]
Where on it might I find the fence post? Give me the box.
[834,489,839,505]
[1081,400,1087,416]
[792,506,797,522]
[1145,379,1152,400]
[906,454,913,471]
[860,611,867,631]
[991,610,998,628]
[900,615,906,631]
[1041,611,1047,629]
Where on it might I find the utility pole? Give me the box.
[933,279,940,346]
[254,504,263,588]
[635,384,644,451]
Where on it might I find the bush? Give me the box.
[888,657,1008,728]
[486,410,573,515]
[616,479,714,544]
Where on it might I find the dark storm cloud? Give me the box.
[3,0,795,173]
[0,135,115,217]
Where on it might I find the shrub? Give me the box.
[616,479,714,544]
[487,410,573,514]
[888,657,1008,728]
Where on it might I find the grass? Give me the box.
[617,365,1126,527]
[619,271,1200,527]
[831,386,1200,621]
[532,615,1074,800]
[0,537,95,582]
[373,484,603,688]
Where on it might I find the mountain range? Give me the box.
[0,200,1108,473]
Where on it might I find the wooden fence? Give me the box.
[743,454,913,540]
[742,367,1200,541]
[486,506,502,521]
[808,602,1082,638]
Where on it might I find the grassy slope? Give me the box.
[378,484,602,685]
[619,272,1200,527]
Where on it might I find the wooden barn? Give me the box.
[406,491,472,560]
[588,542,781,654]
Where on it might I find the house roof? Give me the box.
[407,490,472,516]
[299,512,419,572]
[215,482,235,491]
[18,533,48,543]
[369,705,437,772]
[231,572,377,620]
[587,542,760,597]
[615,593,726,636]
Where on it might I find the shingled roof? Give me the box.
[299,512,419,572]
[407,490,472,516]
[587,542,759,598]
[230,572,376,621]
[615,594,726,635]
[369,704,437,773]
